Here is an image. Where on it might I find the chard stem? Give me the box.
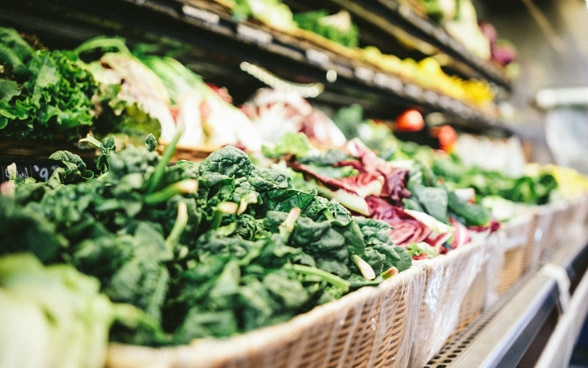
[210,202,238,230]
[279,207,301,239]
[78,135,102,149]
[289,264,350,292]
[147,129,183,194]
[143,179,198,205]
[165,201,188,250]
[351,254,376,280]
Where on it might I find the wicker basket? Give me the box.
[522,204,556,272]
[446,231,500,341]
[162,144,218,163]
[542,198,588,262]
[496,213,534,295]
[497,245,526,295]
[447,260,488,342]
[106,266,426,368]
[409,239,486,368]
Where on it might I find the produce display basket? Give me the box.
[523,204,557,272]
[447,259,487,342]
[445,231,502,342]
[409,239,486,368]
[0,138,96,160]
[106,266,426,368]
[541,198,588,261]
[481,230,506,310]
[164,144,219,162]
[521,198,588,273]
[497,213,535,295]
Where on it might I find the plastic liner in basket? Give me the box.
[496,213,535,295]
[524,204,556,271]
[525,201,574,267]
[446,232,496,342]
[409,239,486,368]
[481,230,504,309]
[106,266,426,368]
[542,197,588,260]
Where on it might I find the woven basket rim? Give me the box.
[106,265,424,367]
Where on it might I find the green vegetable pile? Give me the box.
[231,0,298,32]
[0,253,154,368]
[1,134,411,346]
[0,27,176,145]
[0,27,97,141]
[430,153,558,205]
[332,104,559,207]
[294,10,360,48]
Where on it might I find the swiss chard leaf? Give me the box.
[447,191,491,226]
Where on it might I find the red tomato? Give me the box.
[394,109,425,132]
[431,125,457,152]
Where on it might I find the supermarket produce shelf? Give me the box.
[0,0,504,129]
[426,238,588,368]
[285,0,513,91]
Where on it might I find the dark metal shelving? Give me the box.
[0,0,506,129]
[284,0,512,92]
[426,237,588,368]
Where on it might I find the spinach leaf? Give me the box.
[198,145,254,178]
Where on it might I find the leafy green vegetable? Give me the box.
[198,145,255,178]
[447,190,491,226]
[0,196,66,262]
[0,27,33,63]
[0,34,97,140]
[4,136,412,346]
[232,0,297,31]
[262,132,314,159]
[294,10,359,48]
[432,154,558,205]
[0,253,157,368]
[0,28,167,144]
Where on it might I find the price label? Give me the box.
[236,24,272,44]
[306,49,329,66]
[33,164,54,182]
[182,5,220,24]
[1,163,58,183]
[355,66,374,83]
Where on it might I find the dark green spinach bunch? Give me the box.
[3,134,199,345]
[194,145,411,280]
[2,136,412,345]
[158,144,412,342]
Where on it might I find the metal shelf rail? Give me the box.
[0,0,502,127]
[285,0,512,91]
[425,237,588,368]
